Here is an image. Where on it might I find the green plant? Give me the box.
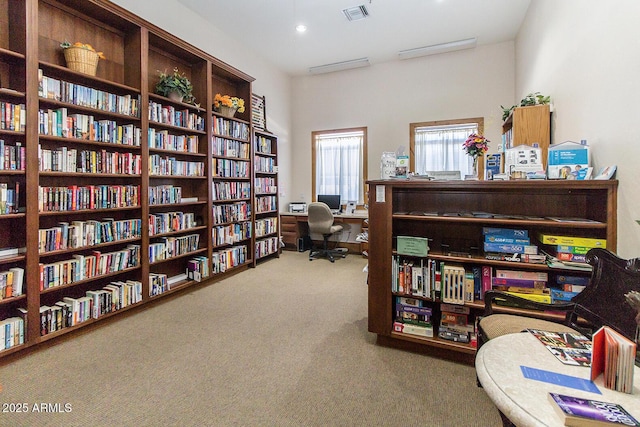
[501,104,516,122]
[520,92,550,107]
[155,68,194,104]
[500,92,551,122]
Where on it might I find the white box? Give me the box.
[547,141,590,179]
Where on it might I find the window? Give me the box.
[410,118,484,178]
[312,127,367,205]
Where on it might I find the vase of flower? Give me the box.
[463,133,490,178]
[213,93,245,119]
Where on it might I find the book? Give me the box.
[591,326,636,394]
[527,328,592,366]
[549,393,640,427]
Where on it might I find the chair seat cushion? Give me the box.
[479,314,580,341]
[329,225,343,234]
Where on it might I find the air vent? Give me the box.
[343,5,369,21]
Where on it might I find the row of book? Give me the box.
[392,254,589,304]
[149,211,197,236]
[255,156,277,173]
[39,218,142,253]
[149,234,200,263]
[148,154,205,177]
[254,177,277,194]
[212,201,251,224]
[40,280,143,335]
[186,256,210,282]
[0,101,25,132]
[255,236,279,259]
[212,181,251,201]
[211,244,248,274]
[149,273,169,297]
[38,184,140,212]
[0,140,25,170]
[148,128,199,153]
[212,221,252,247]
[212,117,249,141]
[148,100,205,131]
[39,146,142,175]
[38,108,142,146]
[38,71,140,118]
[212,137,250,159]
[212,157,251,178]
[0,315,24,351]
[255,217,278,237]
[255,195,277,213]
[149,185,183,205]
[254,134,273,154]
[0,267,24,300]
[39,245,141,290]
[0,183,19,215]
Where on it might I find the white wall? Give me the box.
[111,0,293,206]
[290,42,515,203]
[516,0,640,257]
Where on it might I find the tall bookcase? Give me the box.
[253,129,279,262]
[0,0,278,360]
[367,179,618,364]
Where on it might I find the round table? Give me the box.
[475,332,640,427]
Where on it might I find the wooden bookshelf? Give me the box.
[0,0,282,360]
[366,179,618,364]
[502,104,551,170]
[253,129,279,263]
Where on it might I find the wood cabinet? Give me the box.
[367,179,617,364]
[502,104,551,170]
[0,0,278,360]
[253,129,279,262]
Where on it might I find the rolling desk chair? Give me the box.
[307,202,347,263]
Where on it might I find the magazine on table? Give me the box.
[527,328,592,367]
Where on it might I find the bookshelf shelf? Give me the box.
[367,179,618,364]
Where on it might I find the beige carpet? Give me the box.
[0,251,501,426]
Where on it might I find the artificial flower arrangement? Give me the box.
[213,93,245,113]
[463,133,490,158]
[60,41,106,59]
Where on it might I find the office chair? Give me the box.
[307,202,347,263]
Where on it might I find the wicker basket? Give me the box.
[215,105,237,118]
[63,47,99,76]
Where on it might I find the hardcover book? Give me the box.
[591,326,636,394]
[549,393,640,427]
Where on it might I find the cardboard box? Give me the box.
[547,141,590,179]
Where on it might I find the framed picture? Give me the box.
[251,93,267,131]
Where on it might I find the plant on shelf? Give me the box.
[213,93,245,118]
[463,133,490,176]
[155,68,195,104]
[501,92,551,121]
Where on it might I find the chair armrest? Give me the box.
[483,290,576,317]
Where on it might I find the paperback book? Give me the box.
[591,326,636,394]
[549,393,640,427]
[527,328,592,367]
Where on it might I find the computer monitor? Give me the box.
[317,194,342,212]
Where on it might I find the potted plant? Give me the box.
[155,68,194,104]
[213,93,245,118]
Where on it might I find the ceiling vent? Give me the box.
[343,5,369,21]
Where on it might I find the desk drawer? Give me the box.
[280,216,299,232]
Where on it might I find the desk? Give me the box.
[280,211,368,253]
[476,333,640,427]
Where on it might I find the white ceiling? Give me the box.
[176,0,531,76]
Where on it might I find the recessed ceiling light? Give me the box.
[296,24,307,33]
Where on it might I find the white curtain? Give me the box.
[414,124,478,176]
[315,132,363,204]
